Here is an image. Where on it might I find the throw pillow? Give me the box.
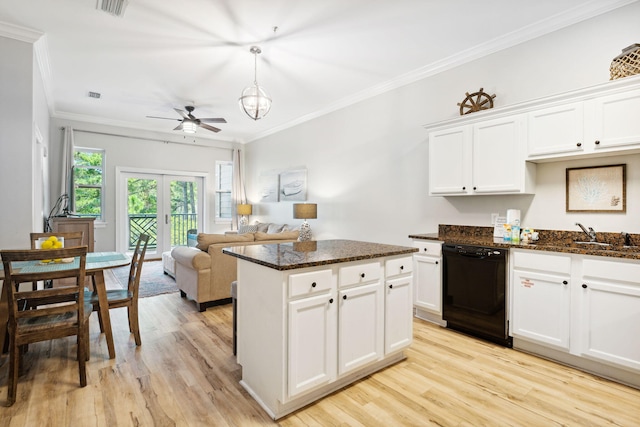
[239,224,258,234]
[196,233,255,251]
[255,230,300,241]
[267,223,287,233]
[255,222,270,233]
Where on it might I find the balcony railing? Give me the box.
[128,213,197,250]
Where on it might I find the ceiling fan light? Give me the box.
[239,84,272,120]
[182,120,197,133]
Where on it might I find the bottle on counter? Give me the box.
[511,219,520,243]
[503,224,512,242]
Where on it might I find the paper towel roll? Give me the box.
[506,209,521,225]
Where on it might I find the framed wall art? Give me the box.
[279,169,307,201]
[566,164,626,213]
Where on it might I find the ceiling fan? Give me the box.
[146,106,227,133]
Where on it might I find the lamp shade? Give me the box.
[293,203,317,220]
[237,204,252,215]
[182,120,197,133]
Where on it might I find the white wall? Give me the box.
[49,119,238,251]
[244,2,640,245]
[0,36,34,249]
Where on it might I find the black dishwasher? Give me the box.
[442,243,512,347]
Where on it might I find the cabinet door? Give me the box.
[288,292,337,397]
[428,126,470,195]
[472,116,525,193]
[527,102,584,158]
[579,277,640,371]
[590,88,640,151]
[413,255,441,314]
[511,270,570,350]
[338,282,384,375]
[385,276,413,354]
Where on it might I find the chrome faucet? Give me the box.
[576,223,597,242]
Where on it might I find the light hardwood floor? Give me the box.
[1,288,639,426]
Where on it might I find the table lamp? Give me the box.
[293,203,317,241]
[237,204,252,226]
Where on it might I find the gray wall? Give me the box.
[244,2,640,245]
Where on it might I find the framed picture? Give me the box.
[259,171,279,203]
[279,169,307,201]
[566,164,626,213]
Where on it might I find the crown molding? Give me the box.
[248,0,638,143]
[0,20,43,43]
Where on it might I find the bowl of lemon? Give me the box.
[37,236,74,263]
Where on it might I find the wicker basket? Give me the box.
[610,43,640,80]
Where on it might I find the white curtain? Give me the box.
[61,127,75,211]
[231,148,246,230]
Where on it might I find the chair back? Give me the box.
[1,246,88,341]
[128,234,150,298]
[30,231,85,249]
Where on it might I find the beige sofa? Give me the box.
[171,226,299,311]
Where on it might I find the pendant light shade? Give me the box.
[239,46,272,120]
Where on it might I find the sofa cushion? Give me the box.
[238,224,258,234]
[196,232,255,251]
[255,230,300,241]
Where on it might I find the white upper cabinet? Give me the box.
[429,115,535,196]
[589,88,640,151]
[427,75,640,169]
[527,102,585,158]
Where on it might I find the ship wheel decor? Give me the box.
[457,88,496,115]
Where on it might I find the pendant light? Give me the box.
[239,46,272,120]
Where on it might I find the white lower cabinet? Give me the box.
[510,250,640,385]
[579,258,640,371]
[338,280,384,375]
[511,250,571,350]
[385,256,414,353]
[412,241,442,321]
[288,290,337,397]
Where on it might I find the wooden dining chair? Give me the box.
[89,234,149,346]
[0,245,91,406]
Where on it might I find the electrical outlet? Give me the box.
[491,213,499,225]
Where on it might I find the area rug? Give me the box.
[107,260,179,298]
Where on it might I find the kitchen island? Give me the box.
[223,239,417,419]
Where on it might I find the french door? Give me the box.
[117,170,204,258]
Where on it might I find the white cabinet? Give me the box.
[510,250,571,350]
[527,102,585,158]
[429,115,535,196]
[412,240,443,324]
[288,269,336,397]
[526,88,640,161]
[384,256,413,353]
[338,261,384,376]
[579,258,640,371]
[589,88,640,151]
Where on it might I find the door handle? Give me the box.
[165,214,169,225]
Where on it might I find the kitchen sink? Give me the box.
[573,241,611,247]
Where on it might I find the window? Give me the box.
[72,147,105,221]
[215,161,233,222]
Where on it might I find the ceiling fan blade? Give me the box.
[174,108,189,119]
[146,115,181,121]
[198,118,227,123]
[199,123,221,133]
[173,123,184,131]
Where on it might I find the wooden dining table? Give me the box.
[0,251,131,360]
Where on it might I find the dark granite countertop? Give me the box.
[222,239,418,271]
[409,225,640,260]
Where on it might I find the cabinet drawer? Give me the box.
[413,241,442,257]
[385,256,413,277]
[339,262,381,287]
[512,250,570,275]
[582,258,640,284]
[289,269,333,298]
